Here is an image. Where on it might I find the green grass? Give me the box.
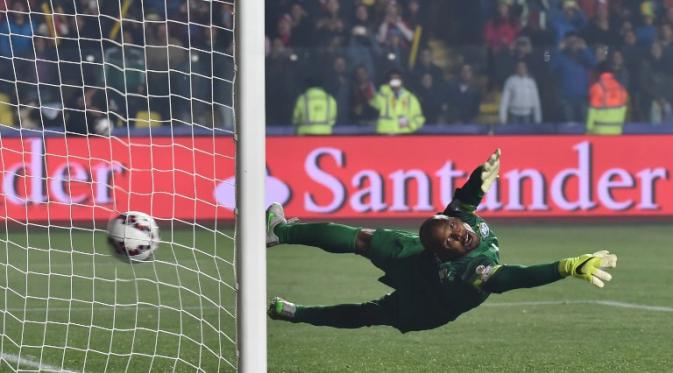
[0,224,236,372]
[267,222,673,373]
[1,222,672,372]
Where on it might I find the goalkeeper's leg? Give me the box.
[268,297,394,329]
[267,203,372,255]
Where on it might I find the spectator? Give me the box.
[325,55,351,125]
[404,0,426,30]
[551,32,596,122]
[483,0,520,55]
[416,73,444,124]
[0,2,34,58]
[266,39,302,125]
[550,0,587,43]
[586,62,628,135]
[412,49,444,87]
[292,77,337,135]
[582,3,619,47]
[350,65,378,125]
[659,23,673,67]
[499,61,542,125]
[276,13,294,47]
[346,5,380,81]
[315,0,347,47]
[637,41,673,124]
[444,64,482,124]
[635,2,657,46]
[64,87,111,135]
[377,1,414,48]
[369,70,425,134]
[378,30,408,74]
[611,50,630,93]
[520,4,555,47]
[289,2,313,47]
[493,35,534,87]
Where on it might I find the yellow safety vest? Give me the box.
[292,88,337,135]
[370,85,425,134]
[586,74,628,135]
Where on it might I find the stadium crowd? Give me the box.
[2,1,673,134]
[0,0,234,134]
[267,0,673,134]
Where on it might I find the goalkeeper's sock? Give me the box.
[274,222,359,254]
[292,303,386,329]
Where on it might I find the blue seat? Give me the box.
[623,122,673,134]
[419,123,491,135]
[555,122,586,134]
[492,123,556,135]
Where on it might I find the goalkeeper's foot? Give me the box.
[266,203,286,247]
[268,297,296,320]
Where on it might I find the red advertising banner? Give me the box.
[1,135,672,222]
[0,136,235,222]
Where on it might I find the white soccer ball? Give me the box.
[107,211,160,262]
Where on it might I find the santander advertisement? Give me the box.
[0,135,671,221]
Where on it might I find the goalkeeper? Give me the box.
[266,149,618,333]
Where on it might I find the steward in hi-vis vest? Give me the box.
[586,64,628,135]
[292,81,337,135]
[370,71,425,134]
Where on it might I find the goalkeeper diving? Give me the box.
[266,149,618,333]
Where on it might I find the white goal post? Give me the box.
[235,0,267,372]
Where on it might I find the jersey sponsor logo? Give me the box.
[438,267,455,282]
[475,264,496,282]
[478,222,490,238]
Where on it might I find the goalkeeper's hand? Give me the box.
[558,250,618,288]
[481,148,501,193]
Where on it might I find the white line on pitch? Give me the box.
[2,300,673,313]
[484,300,673,312]
[0,353,81,373]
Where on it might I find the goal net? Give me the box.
[0,0,264,371]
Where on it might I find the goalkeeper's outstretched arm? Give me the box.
[479,251,618,294]
[444,148,500,217]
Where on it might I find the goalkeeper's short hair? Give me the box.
[419,214,451,255]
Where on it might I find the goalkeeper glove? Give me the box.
[558,250,618,288]
[481,148,501,193]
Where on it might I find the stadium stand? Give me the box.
[264,0,673,133]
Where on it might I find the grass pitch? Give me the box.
[0,224,236,372]
[1,222,671,372]
[267,222,673,373]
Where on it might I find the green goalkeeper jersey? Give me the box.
[369,165,558,331]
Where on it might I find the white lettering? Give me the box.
[29,138,46,203]
[2,164,27,204]
[505,169,548,211]
[637,168,668,209]
[94,162,124,204]
[389,169,433,212]
[50,163,89,204]
[435,161,465,207]
[597,168,634,210]
[304,147,345,213]
[551,141,596,210]
[350,170,386,212]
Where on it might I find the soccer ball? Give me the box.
[107,211,160,262]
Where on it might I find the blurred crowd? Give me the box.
[3,0,673,134]
[267,0,673,134]
[0,0,233,134]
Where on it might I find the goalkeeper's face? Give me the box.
[420,216,480,260]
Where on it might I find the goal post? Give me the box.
[235,0,267,371]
